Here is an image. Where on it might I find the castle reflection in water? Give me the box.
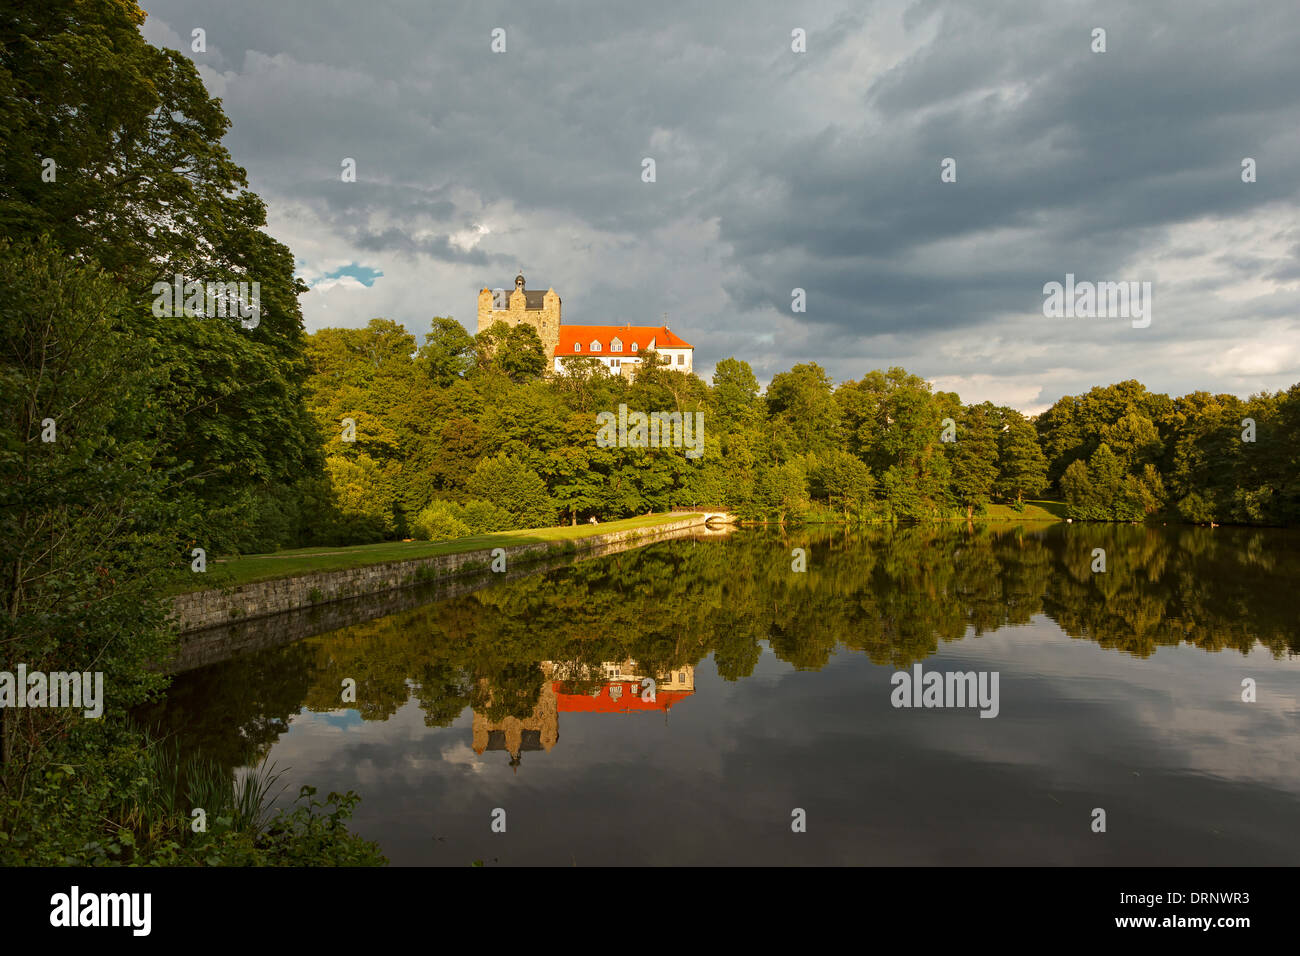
[472,661,695,768]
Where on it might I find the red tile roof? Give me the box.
[552,681,692,713]
[553,324,692,356]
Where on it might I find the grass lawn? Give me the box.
[169,512,702,594]
[976,500,1066,521]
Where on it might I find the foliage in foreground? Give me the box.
[0,732,384,866]
[1,0,386,865]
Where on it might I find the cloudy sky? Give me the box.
[140,0,1300,413]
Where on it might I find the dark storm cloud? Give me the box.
[349,227,494,265]
[713,1,1300,331]
[141,0,1300,407]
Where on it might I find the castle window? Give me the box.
[590,340,601,352]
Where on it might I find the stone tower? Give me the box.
[471,676,559,768]
[476,273,561,360]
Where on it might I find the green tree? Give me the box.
[474,321,547,384]
[467,453,556,526]
[765,363,842,457]
[418,317,477,386]
[950,404,1000,520]
[813,450,876,521]
[326,454,399,539]
[0,240,176,778]
[410,501,473,541]
[500,324,548,383]
[1100,411,1163,472]
[1,0,321,553]
[711,357,763,430]
[553,356,616,413]
[1088,443,1125,515]
[997,419,1049,506]
[749,459,810,524]
[1060,459,1094,517]
[837,368,950,517]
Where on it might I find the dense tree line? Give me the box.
[301,319,1300,543]
[1037,382,1300,525]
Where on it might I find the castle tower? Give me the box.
[471,677,560,768]
[477,273,561,360]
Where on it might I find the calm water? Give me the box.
[149,524,1300,865]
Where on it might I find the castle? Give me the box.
[476,273,562,357]
[477,274,693,377]
[471,661,695,768]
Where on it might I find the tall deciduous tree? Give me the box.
[951,404,1000,520]
[1,0,321,553]
[766,363,842,457]
[813,449,876,521]
[474,321,547,384]
[467,453,556,526]
[711,357,763,430]
[997,419,1049,506]
[420,317,477,386]
[0,239,174,774]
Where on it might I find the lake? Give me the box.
[146,523,1300,865]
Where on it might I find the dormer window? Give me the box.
[611,337,622,353]
[590,340,602,352]
[631,343,638,352]
[574,343,581,352]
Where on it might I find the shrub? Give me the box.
[410,501,472,541]
[0,736,385,867]
[458,499,515,533]
[1178,492,1215,524]
[466,453,556,527]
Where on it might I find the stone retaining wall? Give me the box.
[169,514,708,634]
[168,522,715,672]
